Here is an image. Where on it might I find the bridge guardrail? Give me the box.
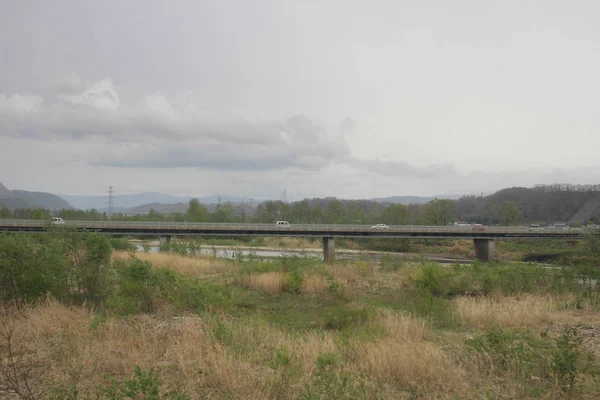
[0,219,591,235]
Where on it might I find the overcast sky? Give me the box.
[1,0,599,200]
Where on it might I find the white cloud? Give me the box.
[58,78,120,110]
[0,93,44,113]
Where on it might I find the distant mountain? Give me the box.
[371,196,432,204]
[123,198,261,215]
[195,195,256,204]
[12,190,73,210]
[62,192,192,211]
[62,192,257,211]
[126,202,189,214]
[0,182,12,198]
[0,182,73,210]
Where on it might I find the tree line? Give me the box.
[3,185,600,226]
[0,197,513,226]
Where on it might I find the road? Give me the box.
[0,219,590,239]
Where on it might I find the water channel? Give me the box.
[130,242,473,265]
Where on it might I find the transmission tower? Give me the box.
[108,186,114,218]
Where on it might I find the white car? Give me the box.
[371,224,389,229]
[49,217,65,225]
[275,221,291,228]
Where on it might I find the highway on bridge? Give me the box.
[0,219,593,262]
[0,219,589,239]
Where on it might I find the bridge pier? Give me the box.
[323,237,335,263]
[159,235,172,249]
[473,239,494,262]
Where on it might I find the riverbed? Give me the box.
[128,240,473,265]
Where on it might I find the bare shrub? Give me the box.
[0,307,48,400]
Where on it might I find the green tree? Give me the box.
[419,199,456,225]
[31,208,49,220]
[311,207,324,224]
[0,206,12,219]
[292,199,311,223]
[381,204,411,225]
[346,203,366,224]
[213,202,236,222]
[186,198,209,222]
[280,203,291,221]
[147,208,164,222]
[496,201,523,226]
[259,201,280,223]
[325,199,344,224]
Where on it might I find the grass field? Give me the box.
[2,249,600,399]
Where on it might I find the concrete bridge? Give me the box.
[0,219,591,262]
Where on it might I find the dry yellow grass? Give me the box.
[1,299,294,398]
[0,299,455,399]
[356,339,465,394]
[7,294,598,399]
[455,294,555,328]
[348,309,462,395]
[326,261,374,285]
[378,310,427,341]
[263,237,320,249]
[241,272,285,294]
[4,299,397,399]
[202,313,338,374]
[301,274,329,295]
[447,240,474,256]
[112,250,237,275]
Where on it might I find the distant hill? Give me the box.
[455,186,600,224]
[63,192,256,211]
[0,182,73,210]
[125,202,189,214]
[62,192,192,211]
[371,196,432,204]
[0,182,12,198]
[371,194,465,204]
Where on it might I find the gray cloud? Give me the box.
[1,77,459,178]
[2,1,600,197]
[2,74,597,192]
[347,158,459,179]
[0,77,353,172]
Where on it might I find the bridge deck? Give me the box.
[0,220,590,239]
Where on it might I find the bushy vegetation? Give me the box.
[412,261,600,299]
[2,231,600,399]
[0,231,113,306]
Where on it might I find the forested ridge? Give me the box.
[2,184,600,225]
